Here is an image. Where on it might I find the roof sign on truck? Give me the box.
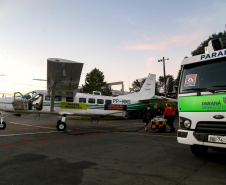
[201,50,226,60]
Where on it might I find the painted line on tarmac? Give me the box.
[0,131,60,137]
[74,127,177,138]
[0,133,104,146]
[9,121,56,130]
[107,122,143,126]
[101,129,176,138]
[116,125,144,129]
[76,128,110,133]
[116,132,177,138]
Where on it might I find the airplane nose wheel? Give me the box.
[56,120,67,131]
[0,121,6,130]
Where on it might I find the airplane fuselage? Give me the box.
[0,90,152,117]
[0,73,156,131]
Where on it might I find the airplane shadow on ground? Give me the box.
[0,153,97,185]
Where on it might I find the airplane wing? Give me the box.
[47,58,84,112]
[0,58,84,115]
[47,58,83,95]
[139,95,178,103]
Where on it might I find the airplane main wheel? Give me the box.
[0,121,6,130]
[57,120,67,131]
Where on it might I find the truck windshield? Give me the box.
[180,58,226,93]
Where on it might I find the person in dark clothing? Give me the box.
[163,103,176,132]
[143,105,152,131]
[156,107,164,117]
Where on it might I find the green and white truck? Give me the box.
[177,36,226,156]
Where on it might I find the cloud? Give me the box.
[124,33,201,51]
[146,57,155,67]
[144,57,161,76]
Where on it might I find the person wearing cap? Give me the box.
[143,105,152,131]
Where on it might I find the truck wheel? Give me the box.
[190,145,208,157]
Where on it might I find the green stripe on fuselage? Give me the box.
[43,102,61,107]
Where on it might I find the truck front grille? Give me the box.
[196,121,226,133]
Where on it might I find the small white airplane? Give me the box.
[0,58,174,131]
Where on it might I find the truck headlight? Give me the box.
[184,120,191,128]
[180,117,192,130]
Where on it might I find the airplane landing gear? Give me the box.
[56,114,67,131]
[0,113,6,130]
[57,120,67,131]
[0,121,6,130]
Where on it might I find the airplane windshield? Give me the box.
[23,91,37,100]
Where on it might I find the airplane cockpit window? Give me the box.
[24,91,37,100]
[14,93,24,100]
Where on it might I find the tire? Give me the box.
[56,121,67,131]
[0,121,6,130]
[190,145,208,157]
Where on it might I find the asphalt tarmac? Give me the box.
[0,114,226,185]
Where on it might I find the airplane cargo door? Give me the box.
[13,92,28,110]
[31,94,43,111]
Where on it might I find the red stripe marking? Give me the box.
[0,133,103,146]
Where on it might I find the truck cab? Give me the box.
[177,36,226,156]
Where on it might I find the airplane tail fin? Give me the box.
[124,74,156,100]
[138,74,156,100]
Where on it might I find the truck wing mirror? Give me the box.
[166,76,173,93]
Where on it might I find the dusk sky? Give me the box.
[0,0,226,94]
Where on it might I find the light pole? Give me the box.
[158,57,169,97]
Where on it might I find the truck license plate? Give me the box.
[208,135,226,144]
